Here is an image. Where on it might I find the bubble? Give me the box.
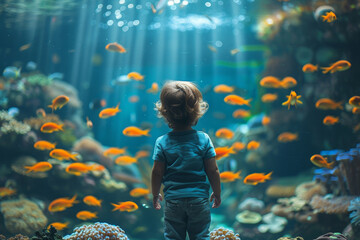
[115,10,120,15]
[104,11,111,17]
[115,14,122,19]
[170,5,177,10]
[182,0,189,5]
[122,26,129,32]
[106,5,112,10]
[97,4,103,8]
[215,41,223,47]
[136,5,142,9]
[107,20,114,26]
[133,20,140,26]
[118,21,124,27]
[120,6,126,11]
[168,1,174,6]
[119,0,125,4]
[314,5,336,22]
[174,0,180,3]
[205,2,211,7]
[128,3,134,8]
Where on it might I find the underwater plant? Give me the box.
[348,197,360,226]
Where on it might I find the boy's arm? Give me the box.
[151,161,165,209]
[204,157,221,208]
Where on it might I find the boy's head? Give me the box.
[155,81,208,129]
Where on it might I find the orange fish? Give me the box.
[310,154,335,169]
[128,72,144,81]
[208,45,217,53]
[111,201,139,212]
[40,122,64,133]
[123,126,150,137]
[48,95,69,112]
[105,42,127,53]
[91,163,106,172]
[349,96,360,108]
[231,142,245,152]
[224,95,251,106]
[323,116,339,126]
[281,77,297,89]
[277,132,298,142]
[150,3,157,13]
[321,11,336,23]
[0,187,16,197]
[261,93,278,103]
[220,171,241,183]
[135,150,150,159]
[260,76,282,88]
[302,63,318,73]
[99,103,121,119]
[243,172,272,185]
[352,107,360,114]
[103,147,127,157]
[262,116,271,125]
[232,109,251,118]
[115,156,138,165]
[24,162,52,173]
[315,98,343,110]
[19,43,31,51]
[354,123,360,132]
[50,149,78,161]
[247,140,260,150]
[86,117,93,128]
[321,60,351,74]
[215,128,234,139]
[147,83,159,94]
[48,222,69,231]
[48,195,78,212]
[76,211,98,220]
[83,195,102,207]
[129,95,140,103]
[65,163,94,176]
[230,48,240,55]
[214,84,234,93]
[282,91,302,109]
[130,188,150,197]
[215,146,235,160]
[34,140,56,151]
[36,108,46,118]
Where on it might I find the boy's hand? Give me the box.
[210,192,221,208]
[153,193,163,210]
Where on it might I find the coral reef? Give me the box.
[24,114,61,131]
[63,222,129,240]
[72,137,108,164]
[258,212,287,234]
[210,227,241,240]
[0,111,31,146]
[26,74,52,86]
[236,210,262,224]
[238,198,264,212]
[44,80,81,109]
[310,195,356,214]
[314,232,348,240]
[11,156,48,178]
[0,198,47,235]
[32,226,62,240]
[266,185,296,198]
[348,197,360,226]
[7,234,30,240]
[295,181,327,201]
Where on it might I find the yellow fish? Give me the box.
[243,172,272,185]
[48,222,69,231]
[310,154,335,169]
[111,201,138,212]
[123,126,150,137]
[220,171,241,183]
[282,91,302,109]
[128,72,144,81]
[48,95,69,112]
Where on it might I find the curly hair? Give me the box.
[155,81,208,129]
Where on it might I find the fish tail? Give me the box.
[246,98,252,106]
[48,104,54,112]
[94,212,98,218]
[111,203,119,211]
[70,153,79,161]
[229,147,236,154]
[337,102,344,110]
[24,166,33,173]
[265,171,273,180]
[143,129,151,136]
[116,103,120,109]
[70,194,79,203]
[327,161,336,169]
[236,171,242,179]
[321,67,331,74]
[59,124,64,131]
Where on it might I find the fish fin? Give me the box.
[337,102,344,110]
[229,147,236,154]
[328,161,335,169]
[236,171,242,179]
[48,104,54,112]
[265,171,273,180]
[297,99,303,104]
[24,166,32,173]
[70,153,79,161]
[321,67,331,74]
[143,129,151,136]
[59,124,64,131]
[115,103,120,109]
[246,98,252,106]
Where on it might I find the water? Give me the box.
[0,0,360,239]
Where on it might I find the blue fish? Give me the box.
[48,72,64,80]
[8,107,19,117]
[111,75,131,86]
[26,61,37,71]
[3,66,21,79]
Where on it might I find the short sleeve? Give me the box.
[152,137,166,162]
[203,133,216,160]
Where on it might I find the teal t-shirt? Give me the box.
[152,129,216,200]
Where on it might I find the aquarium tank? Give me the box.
[0,0,360,239]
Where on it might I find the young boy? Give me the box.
[151,81,221,240]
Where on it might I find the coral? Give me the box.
[235,210,262,224]
[32,226,62,240]
[24,114,61,130]
[7,234,30,240]
[277,237,303,240]
[11,156,48,178]
[238,198,264,212]
[100,178,127,192]
[266,185,296,198]
[26,74,51,86]
[310,195,356,214]
[314,232,348,240]
[72,137,107,163]
[0,198,47,235]
[44,80,81,109]
[348,197,360,226]
[295,181,327,201]
[56,128,77,148]
[0,235,4,240]
[210,227,241,240]
[258,212,287,234]
[0,110,30,135]
[63,222,129,240]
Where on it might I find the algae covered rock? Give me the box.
[0,198,47,235]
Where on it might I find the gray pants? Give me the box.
[164,198,210,240]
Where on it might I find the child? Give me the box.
[151,81,221,240]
